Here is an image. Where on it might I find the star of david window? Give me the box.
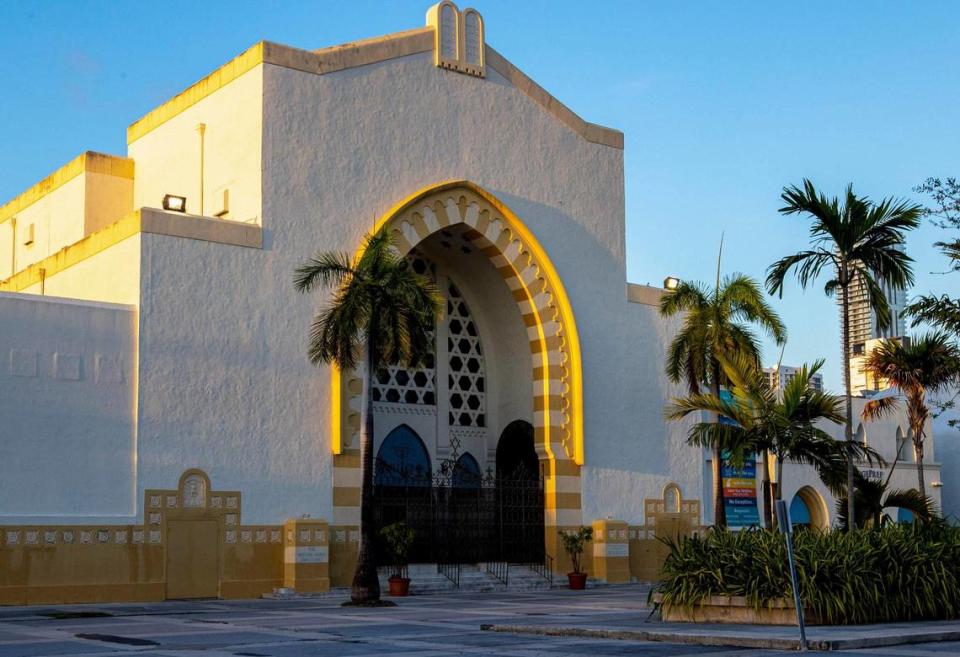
[446,282,485,427]
[371,251,436,405]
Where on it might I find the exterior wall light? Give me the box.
[932,481,944,488]
[162,194,187,213]
[663,276,680,290]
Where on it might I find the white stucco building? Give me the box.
[0,3,944,604]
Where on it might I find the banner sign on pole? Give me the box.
[716,389,760,527]
[722,454,760,527]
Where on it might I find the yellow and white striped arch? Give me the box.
[331,181,583,530]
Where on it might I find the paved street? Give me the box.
[1,587,960,656]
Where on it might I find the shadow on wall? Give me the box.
[486,188,676,476]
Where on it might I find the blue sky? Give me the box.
[1,1,958,391]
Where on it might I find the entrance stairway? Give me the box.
[378,563,554,595]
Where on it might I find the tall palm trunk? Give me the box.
[914,442,926,499]
[912,390,928,500]
[840,266,856,531]
[351,333,381,603]
[710,361,727,528]
[913,427,927,500]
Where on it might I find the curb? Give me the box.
[479,623,960,652]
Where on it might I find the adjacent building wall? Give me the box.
[19,235,142,306]
[0,153,133,280]
[0,292,137,523]
[127,65,263,224]
[582,288,703,524]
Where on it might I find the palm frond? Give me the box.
[293,251,356,293]
[863,395,900,422]
[882,488,935,520]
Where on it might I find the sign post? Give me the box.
[776,500,807,651]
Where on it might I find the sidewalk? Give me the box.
[482,615,960,651]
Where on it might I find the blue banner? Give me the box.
[721,449,760,528]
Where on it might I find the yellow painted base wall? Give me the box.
[0,532,286,605]
[0,536,164,605]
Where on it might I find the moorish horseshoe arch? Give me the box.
[330,181,584,553]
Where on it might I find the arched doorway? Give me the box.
[496,419,539,478]
[495,420,545,563]
[372,425,434,563]
[789,486,828,530]
[332,182,584,568]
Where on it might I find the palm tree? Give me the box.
[666,353,880,528]
[766,179,920,527]
[836,475,935,530]
[294,227,442,604]
[660,274,786,527]
[861,332,960,498]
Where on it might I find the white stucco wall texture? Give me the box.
[0,292,137,522]
[122,49,701,526]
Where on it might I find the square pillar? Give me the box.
[592,519,629,583]
[283,519,330,593]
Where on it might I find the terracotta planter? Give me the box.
[567,572,587,590]
[388,576,410,597]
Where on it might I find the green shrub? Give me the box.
[653,522,960,625]
[380,522,415,579]
[559,526,593,574]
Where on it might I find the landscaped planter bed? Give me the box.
[652,593,820,625]
[651,524,960,626]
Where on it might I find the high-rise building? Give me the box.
[838,265,908,352]
[837,255,909,393]
[849,336,911,396]
[763,366,824,393]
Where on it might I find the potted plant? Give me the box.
[380,522,414,596]
[559,526,593,590]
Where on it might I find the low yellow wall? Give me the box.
[0,529,164,605]
[0,523,289,605]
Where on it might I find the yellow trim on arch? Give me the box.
[341,180,584,465]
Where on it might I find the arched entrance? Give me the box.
[494,420,545,563]
[790,486,828,530]
[331,182,584,569]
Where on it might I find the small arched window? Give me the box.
[452,452,482,488]
[896,428,913,462]
[663,483,681,513]
[375,425,432,486]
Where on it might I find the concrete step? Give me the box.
[377,563,555,595]
[267,566,644,599]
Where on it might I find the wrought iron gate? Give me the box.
[372,467,545,565]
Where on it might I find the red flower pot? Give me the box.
[567,572,587,590]
[388,576,411,597]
